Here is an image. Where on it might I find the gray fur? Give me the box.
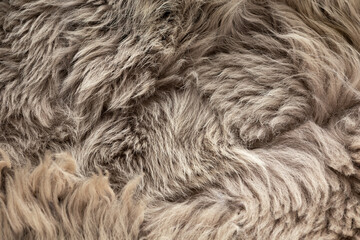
[1,0,360,239]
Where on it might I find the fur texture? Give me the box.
[1,0,360,239]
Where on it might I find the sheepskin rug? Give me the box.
[1,0,360,239]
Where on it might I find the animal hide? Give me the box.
[1,0,360,239]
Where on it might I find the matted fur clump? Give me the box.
[1,0,360,239]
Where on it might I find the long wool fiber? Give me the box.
[1,0,360,239]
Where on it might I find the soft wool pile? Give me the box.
[1,0,360,239]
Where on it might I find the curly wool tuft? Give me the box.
[1,0,360,239]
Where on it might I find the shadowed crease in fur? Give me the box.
[1,0,360,239]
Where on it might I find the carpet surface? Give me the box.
[1,0,360,239]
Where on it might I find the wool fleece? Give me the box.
[1,0,360,239]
